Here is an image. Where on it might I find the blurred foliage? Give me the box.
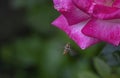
[0,0,119,78]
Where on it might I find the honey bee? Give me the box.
[63,43,78,56]
[63,43,71,55]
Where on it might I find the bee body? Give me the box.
[63,43,71,55]
[63,43,78,56]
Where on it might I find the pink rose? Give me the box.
[52,0,120,49]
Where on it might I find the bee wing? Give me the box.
[68,49,78,56]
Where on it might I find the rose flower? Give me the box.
[52,0,120,49]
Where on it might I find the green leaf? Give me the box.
[111,74,120,78]
[116,67,120,76]
[94,58,111,78]
[101,44,120,66]
[78,71,99,78]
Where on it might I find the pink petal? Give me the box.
[112,0,120,8]
[94,0,113,6]
[53,0,90,25]
[52,15,71,35]
[91,4,120,19]
[82,19,120,46]
[72,0,114,15]
[72,0,93,13]
[52,15,100,49]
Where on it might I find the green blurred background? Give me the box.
[0,0,120,78]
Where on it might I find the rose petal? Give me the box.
[72,0,93,13]
[52,15,71,35]
[91,4,120,19]
[53,0,90,25]
[52,15,100,49]
[94,0,113,6]
[72,0,115,15]
[112,0,120,8]
[82,18,120,46]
